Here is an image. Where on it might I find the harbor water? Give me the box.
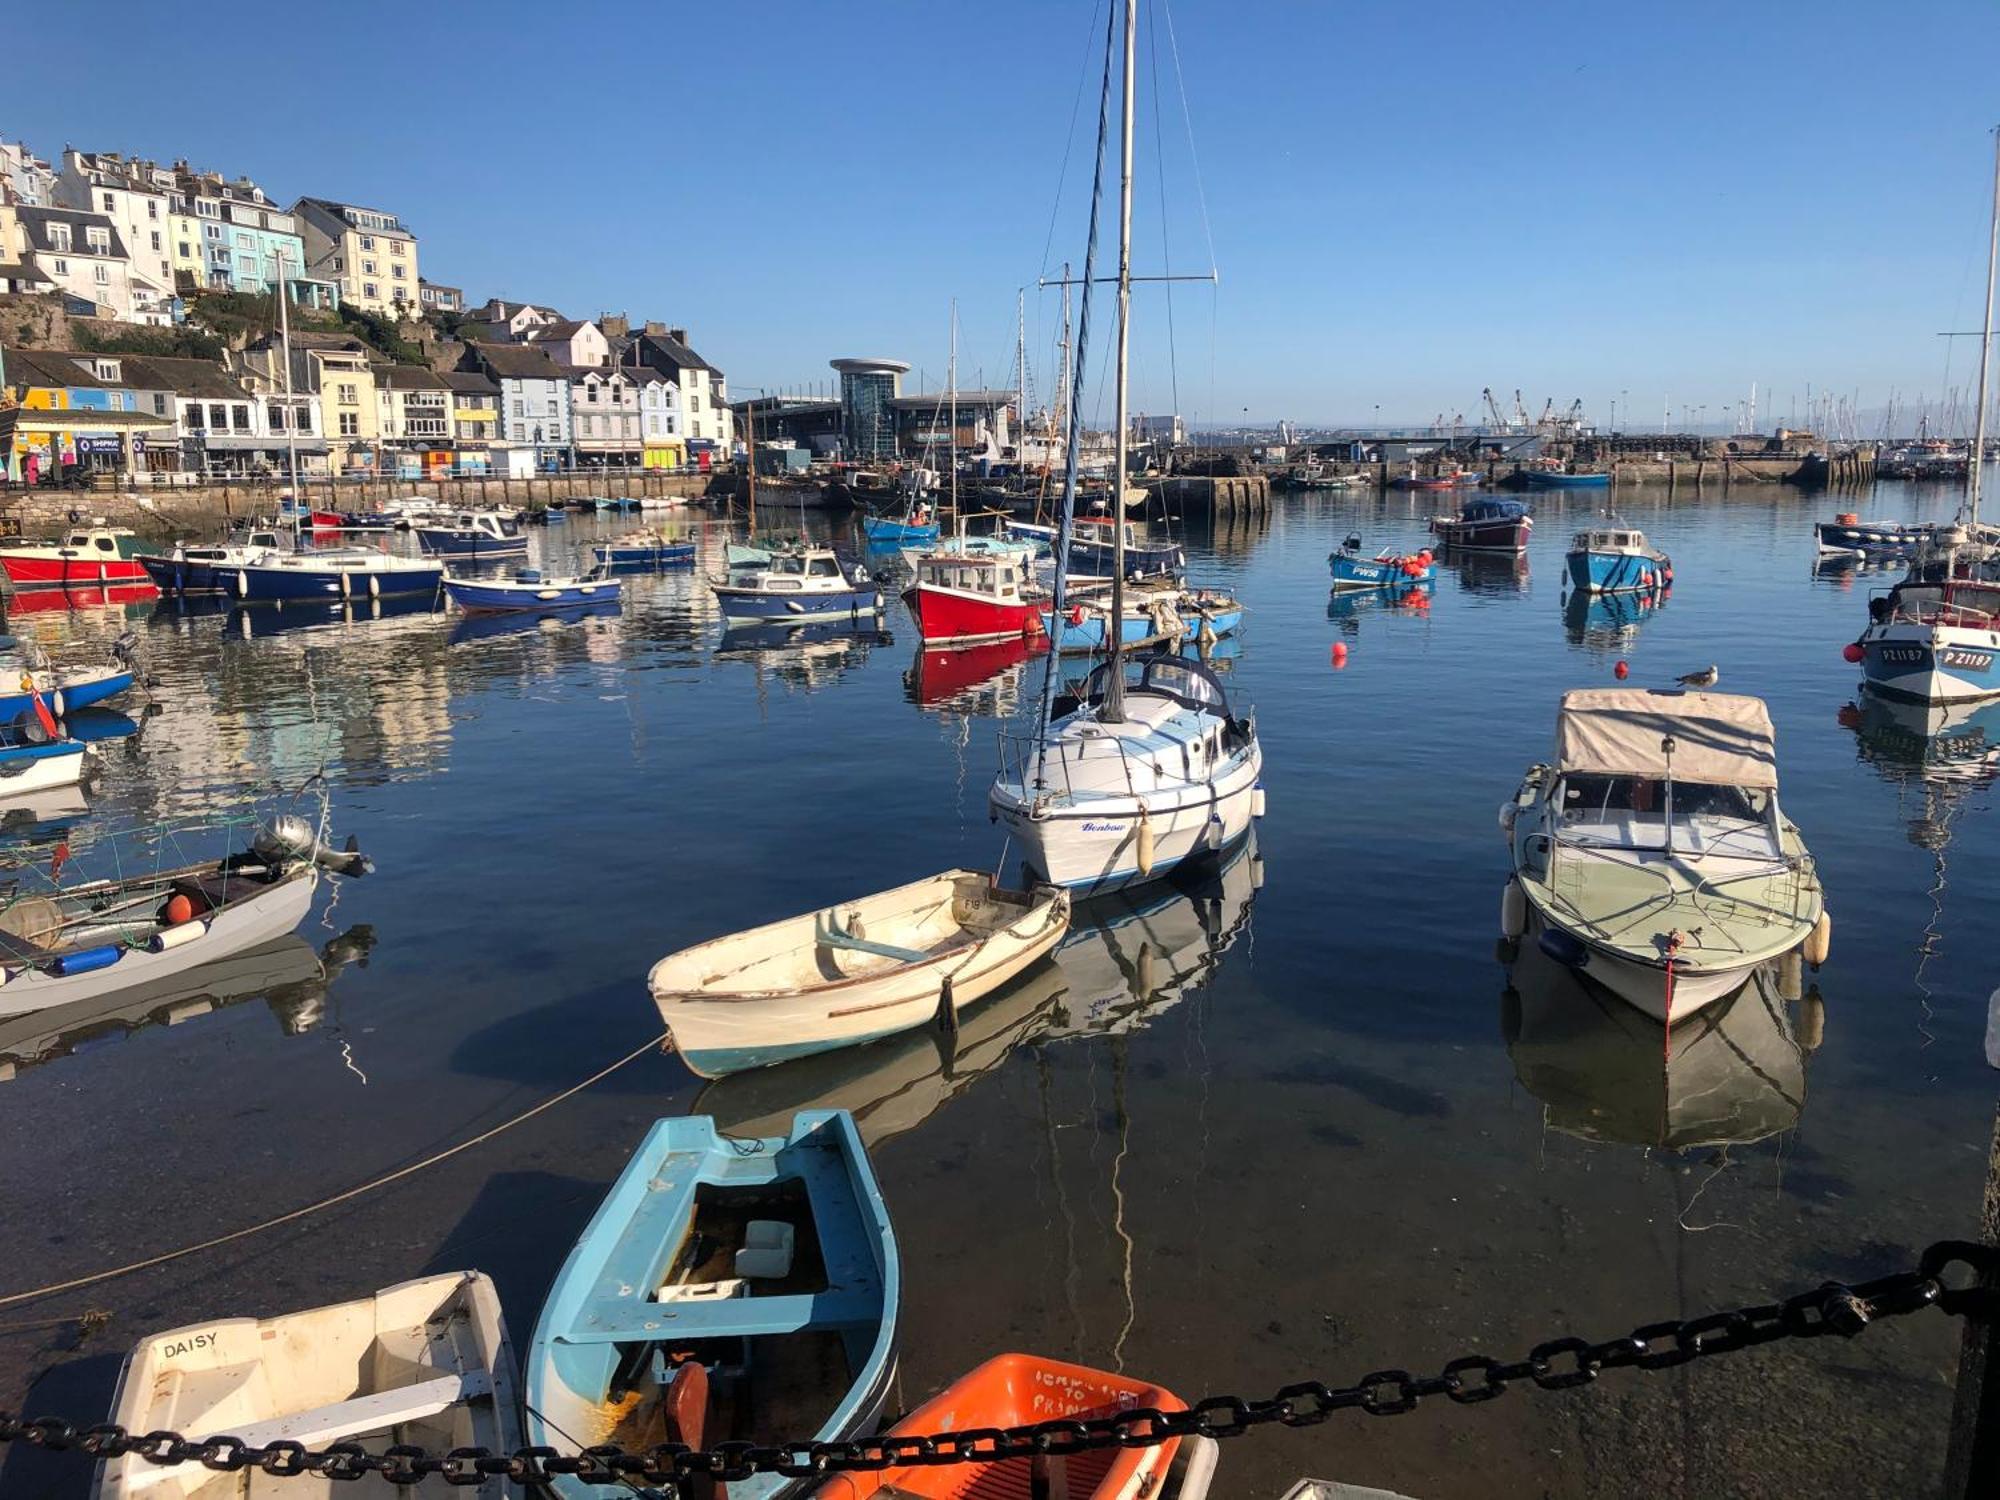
[0,484,1993,1498]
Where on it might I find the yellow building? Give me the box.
[291,196,418,317]
[243,330,380,473]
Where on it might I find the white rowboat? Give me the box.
[650,871,1070,1077]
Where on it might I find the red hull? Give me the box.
[902,582,1045,645]
[0,555,152,589]
[0,582,158,613]
[1430,516,1532,552]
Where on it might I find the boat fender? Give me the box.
[49,944,123,977]
[235,569,249,598]
[339,571,351,598]
[1498,801,1519,839]
[369,573,380,598]
[1803,910,1832,967]
[1136,808,1155,876]
[935,973,959,1037]
[1250,852,1265,889]
[1799,987,1826,1052]
[1536,927,1589,969]
[1251,784,1267,819]
[1500,878,1527,939]
[149,920,209,953]
[50,689,65,719]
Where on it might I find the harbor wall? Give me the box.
[0,470,713,538]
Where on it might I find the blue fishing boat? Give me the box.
[0,721,88,799]
[1525,468,1613,489]
[524,1109,898,1500]
[1328,536,1437,591]
[227,550,445,603]
[710,547,883,624]
[443,567,623,613]
[860,500,941,546]
[1040,587,1245,654]
[593,533,696,568]
[415,511,529,559]
[1565,521,1672,595]
[136,528,289,595]
[0,633,140,720]
[1005,517,1184,580]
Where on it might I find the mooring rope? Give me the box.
[0,1029,670,1311]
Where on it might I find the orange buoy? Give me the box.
[164,894,196,926]
[1842,642,1864,663]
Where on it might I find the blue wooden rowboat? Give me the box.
[1525,469,1612,488]
[593,535,696,568]
[443,568,623,613]
[524,1109,897,1500]
[0,725,89,799]
[861,514,941,546]
[1328,538,1436,591]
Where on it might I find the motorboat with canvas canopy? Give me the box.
[1502,688,1828,1022]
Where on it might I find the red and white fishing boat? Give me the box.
[0,526,151,590]
[902,549,1048,645]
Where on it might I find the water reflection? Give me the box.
[1502,933,1811,1149]
[0,924,374,1080]
[712,621,895,693]
[1441,549,1530,594]
[1045,831,1260,1039]
[1325,583,1433,628]
[1562,585,1668,649]
[903,637,1037,716]
[150,593,446,640]
[694,961,1068,1149]
[448,599,621,646]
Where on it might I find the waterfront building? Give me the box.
[458,341,573,471]
[444,371,501,474]
[0,346,174,481]
[419,279,463,313]
[528,318,609,368]
[376,366,454,478]
[242,329,381,473]
[629,368,685,469]
[830,357,907,463]
[292,197,419,316]
[14,206,151,323]
[570,367,641,467]
[626,326,731,461]
[890,387,1014,462]
[123,353,328,478]
[165,164,323,304]
[53,150,177,323]
[0,138,56,207]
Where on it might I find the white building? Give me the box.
[54,150,176,322]
[627,326,731,459]
[14,206,152,323]
[571,367,642,465]
[528,318,609,368]
[630,368,684,468]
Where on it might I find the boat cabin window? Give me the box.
[64,533,88,548]
[772,555,807,576]
[807,556,840,578]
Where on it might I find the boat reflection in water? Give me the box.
[449,598,620,646]
[0,784,92,841]
[1043,829,1261,1039]
[1502,927,1812,1150]
[713,619,894,693]
[1442,548,1530,595]
[0,924,374,1081]
[902,635,1039,716]
[694,960,1069,1150]
[1,583,158,621]
[151,592,445,641]
[1562,584,1667,649]
[1325,580,1433,626]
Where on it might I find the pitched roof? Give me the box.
[15,205,128,259]
[1,347,120,389]
[528,318,592,341]
[375,365,449,391]
[443,371,501,396]
[463,340,568,381]
[114,354,253,400]
[268,329,373,352]
[634,329,716,374]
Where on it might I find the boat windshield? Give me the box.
[1558,773,1774,853]
[771,555,807,575]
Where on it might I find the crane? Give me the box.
[1481,387,1508,431]
[1512,390,1530,429]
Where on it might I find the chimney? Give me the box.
[667,328,688,345]
[643,320,666,335]
[600,312,628,338]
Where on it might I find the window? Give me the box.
[150,231,161,251]
[187,404,205,429]
[52,258,68,275]
[177,241,190,258]
[87,227,110,253]
[205,223,222,240]
[152,394,166,415]
[147,200,158,219]
[235,232,253,249]
[362,259,376,274]
[208,403,228,429]
[338,383,357,405]
[267,401,286,431]
[390,240,404,256]
[94,263,109,284]
[232,405,250,432]
[101,192,114,211]
[546,398,559,416]
[359,235,375,250]
[339,412,359,436]
[362,282,377,299]
[296,407,312,434]
[49,224,70,251]
[93,358,120,380]
[587,383,599,403]
[392,264,405,279]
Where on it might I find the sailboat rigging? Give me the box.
[988,0,1265,894]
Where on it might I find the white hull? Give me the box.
[0,869,314,1019]
[996,745,1263,892]
[1861,618,2000,704]
[1522,906,1758,1023]
[650,872,1069,1076]
[0,747,87,799]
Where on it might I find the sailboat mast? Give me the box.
[1104,0,1136,723]
[276,248,299,512]
[1016,287,1026,466]
[1968,126,2000,528]
[949,299,960,530]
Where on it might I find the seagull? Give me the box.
[1675,665,1719,689]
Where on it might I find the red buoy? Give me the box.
[164,893,196,926]
[1614,660,1630,679]
[1842,642,1864,663]
[1331,641,1349,665]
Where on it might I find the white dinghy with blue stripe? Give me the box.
[648,871,1069,1077]
[523,1109,897,1500]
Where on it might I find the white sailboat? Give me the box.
[1855,129,2000,705]
[988,0,1264,893]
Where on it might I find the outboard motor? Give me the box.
[109,629,158,688]
[253,814,374,876]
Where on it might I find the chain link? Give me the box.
[2,1241,1991,1495]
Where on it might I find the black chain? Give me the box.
[3,1241,1992,1495]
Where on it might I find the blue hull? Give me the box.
[443,578,622,612]
[0,670,133,721]
[1566,549,1670,595]
[863,518,940,545]
[593,543,695,567]
[416,532,529,558]
[1039,605,1243,653]
[1329,554,1436,590]
[234,563,445,602]
[525,1110,898,1500]
[139,556,232,595]
[713,586,883,623]
[1528,471,1612,488]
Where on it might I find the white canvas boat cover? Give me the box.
[1556,689,1778,788]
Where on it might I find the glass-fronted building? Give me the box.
[831,357,908,462]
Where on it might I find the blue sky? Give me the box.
[11,0,2000,429]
